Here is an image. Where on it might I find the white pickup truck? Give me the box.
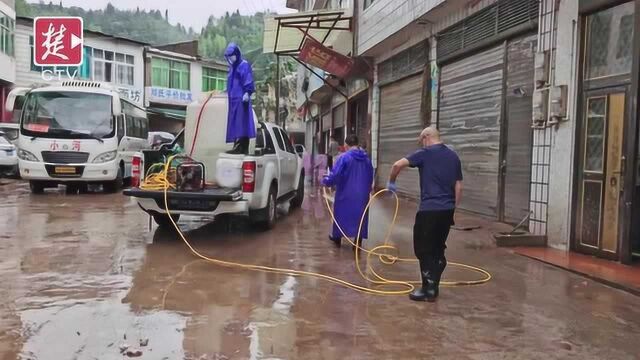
[123,94,305,229]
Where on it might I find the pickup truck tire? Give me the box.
[153,213,180,229]
[290,172,305,209]
[29,180,45,195]
[65,184,79,195]
[255,185,277,230]
[103,167,123,193]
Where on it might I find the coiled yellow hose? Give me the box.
[140,156,491,296]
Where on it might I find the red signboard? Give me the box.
[34,17,84,67]
[299,38,354,78]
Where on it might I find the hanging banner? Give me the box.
[299,37,354,78]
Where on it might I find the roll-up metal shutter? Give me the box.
[333,103,345,129]
[439,44,504,217]
[376,75,424,197]
[503,34,536,224]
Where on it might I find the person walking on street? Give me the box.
[322,135,374,250]
[387,126,463,302]
[327,135,340,170]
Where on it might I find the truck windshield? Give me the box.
[21,91,114,139]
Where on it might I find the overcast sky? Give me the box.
[33,0,293,31]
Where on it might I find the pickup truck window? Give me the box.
[273,128,286,151]
[278,128,296,154]
[257,125,276,154]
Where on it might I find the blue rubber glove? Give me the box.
[242,92,250,103]
[387,181,397,193]
[321,176,330,187]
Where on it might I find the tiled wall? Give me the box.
[529,0,558,236]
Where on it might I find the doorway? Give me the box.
[574,1,635,261]
[348,93,369,152]
[575,92,626,258]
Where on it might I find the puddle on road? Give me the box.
[18,292,187,360]
[246,275,298,360]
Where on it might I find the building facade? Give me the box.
[355,0,639,264]
[358,0,538,226]
[0,0,15,123]
[144,41,227,134]
[283,0,369,161]
[534,0,639,264]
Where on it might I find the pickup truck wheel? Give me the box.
[29,181,45,195]
[65,184,79,195]
[256,186,277,230]
[290,173,305,209]
[153,213,181,229]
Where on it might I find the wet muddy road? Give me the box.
[0,180,639,359]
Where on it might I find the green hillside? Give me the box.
[16,1,296,120]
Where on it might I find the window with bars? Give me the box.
[202,67,227,92]
[152,57,190,90]
[115,53,135,86]
[0,11,13,57]
[585,2,635,80]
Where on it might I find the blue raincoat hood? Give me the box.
[224,43,243,66]
[348,148,369,161]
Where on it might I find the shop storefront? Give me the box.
[374,41,430,197]
[573,0,639,263]
[436,0,538,221]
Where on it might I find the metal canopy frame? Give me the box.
[271,11,352,56]
[270,11,352,100]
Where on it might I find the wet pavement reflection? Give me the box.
[0,180,639,359]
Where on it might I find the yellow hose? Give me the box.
[140,155,491,296]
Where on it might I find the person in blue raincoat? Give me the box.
[224,43,256,154]
[322,135,374,250]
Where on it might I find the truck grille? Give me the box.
[41,151,90,164]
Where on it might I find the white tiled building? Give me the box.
[0,0,15,122]
[143,41,227,134]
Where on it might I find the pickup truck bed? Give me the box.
[124,187,242,212]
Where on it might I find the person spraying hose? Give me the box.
[387,126,463,302]
[322,135,374,250]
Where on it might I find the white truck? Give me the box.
[123,93,305,229]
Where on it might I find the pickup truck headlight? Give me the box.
[92,150,117,164]
[18,149,38,162]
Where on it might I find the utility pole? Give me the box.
[275,55,280,126]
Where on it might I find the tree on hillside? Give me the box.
[18,1,194,45]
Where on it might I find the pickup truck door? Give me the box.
[272,128,297,194]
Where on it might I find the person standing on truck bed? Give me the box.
[322,135,374,250]
[224,42,256,155]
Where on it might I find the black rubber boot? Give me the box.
[237,137,250,155]
[409,259,435,302]
[226,139,242,154]
[328,235,341,248]
[432,257,447,299]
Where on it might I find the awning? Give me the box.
[263,8,353,56]
[146,107,186,121]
